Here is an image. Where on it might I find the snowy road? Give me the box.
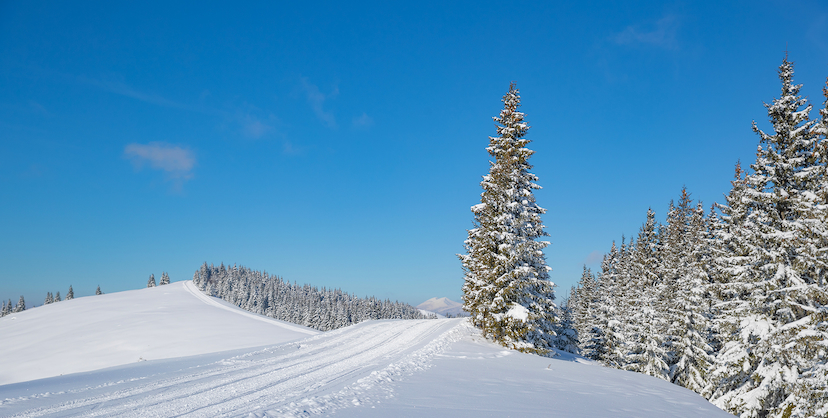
[1,319,465,417]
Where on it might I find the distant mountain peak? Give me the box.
[417,297,465,316]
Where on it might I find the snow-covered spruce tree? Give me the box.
[664,198,714,394]
[459,83,560,355]
[14,296,25,312]
[147,274,156,288]
[708,162,764,408]
[54,291,61,302]
[709,57,828,418]
[44,292,53,305]
[571,266,598,356]
[588,241,626,366]
[66,285,73,300]
[160,272,170,285]
[780,75,828,418]
[95,285,102,295]
[555,297,580,354]
[624,208,670,381]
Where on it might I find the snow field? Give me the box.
[1,281,734,417]
[0,281,318,386]
[1,319,464,417]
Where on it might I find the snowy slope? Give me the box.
[1,315,731,417]
[417,297,465,316]
[0,281,317,385]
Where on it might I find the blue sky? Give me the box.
[2,1,828,307]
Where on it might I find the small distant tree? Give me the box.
[66,285,74,300]
[54,291,61,302]
[44,292,54,305]
[95,285,102,295]
[147,274,156,288]
[160,272,170,285]
[14,296,25,312]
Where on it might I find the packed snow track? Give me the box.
[1,319,465,417]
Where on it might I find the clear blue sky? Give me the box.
[2,1,828,307]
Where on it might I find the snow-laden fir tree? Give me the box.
[586,242,626,366]
[571,266,598,356]
[54,291,60,302]
[779,75,828,418]
[708,162,765,409]
[623,208,670,381]
[709,57,828,418]
[147,274,156,288]
[66,285,73,300]
[44,292,53,305]
[459,83,560,355]
[14,296,25,312]
[664,198,713,393]
[160,272,170,286]
[96,285,102,295]
[554,298,580,354]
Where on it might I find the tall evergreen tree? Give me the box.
[160,272,170,286]
[95,285,102,295]
[624,208,670,381]
[66,285,74,300]
[147,274,156,288]
[590,242,626,367]
[571,266,597,355]
[709,162,766,410]
[54,291,61,302]
[459,83,560,355]
[710,57,827,417]
[44,292,53,305]
[666,200,713,393]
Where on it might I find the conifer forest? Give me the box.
[192,262,432,331]
[461,59,828,417]
[564,58,828,417]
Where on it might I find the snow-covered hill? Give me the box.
[417,297,465,317]
[0,281,317,385]
[0,282,732,417]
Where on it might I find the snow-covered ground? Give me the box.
[0,282,733,417]
[0,281,317,385]
[417,297,465,317]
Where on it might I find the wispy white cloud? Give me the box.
[612,15,680,50]
[237,113,274,139]
[80,76,194,110]
[124,142,196,186]
[300,78,338,128]
[352,112,374,128]
[80,75,285,141]
[583,250,604,265]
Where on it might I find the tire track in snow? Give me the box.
[6,319,465,418]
